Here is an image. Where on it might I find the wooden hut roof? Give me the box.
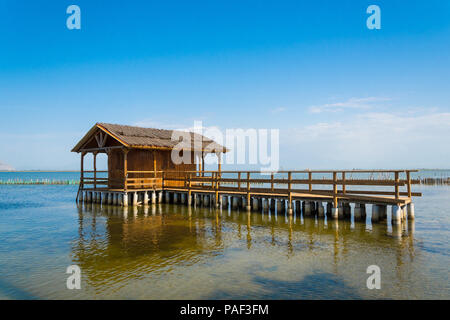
[71,122,227,153]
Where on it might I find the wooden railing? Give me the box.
[160,170,421,205]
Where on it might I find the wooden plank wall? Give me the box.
[108,149,196,188]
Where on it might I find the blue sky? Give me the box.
[0,0,449,170]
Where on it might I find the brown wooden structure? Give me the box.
[73,123,421,224]
[72,122,227,194]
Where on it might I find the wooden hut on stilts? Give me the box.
[72,122,226,206]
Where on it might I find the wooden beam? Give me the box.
[80,152,86,190]
[123,149,129,191]
[333,171,338,207]
[217,152,222,177]
[93,152,98,190]
[406,171,412,198]
[395,171,400,199]
[201,153,205,177]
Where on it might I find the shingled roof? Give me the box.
[71,123,227,153]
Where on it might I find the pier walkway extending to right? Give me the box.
[79,169,421,225]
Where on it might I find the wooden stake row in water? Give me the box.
[0,179,79,185]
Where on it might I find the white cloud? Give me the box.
[282,110,450,168]
[271,107,287,114]
[309,97,391,113]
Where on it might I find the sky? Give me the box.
[0,0,449,170]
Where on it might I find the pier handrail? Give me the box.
[79,169,421,206]
[159,169,421,206]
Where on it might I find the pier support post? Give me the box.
[231,196,239,210]
[407,203,415,220]
[287,200,293,215]
[344,203,351,218]
[304,201,311,216]
[173,193,179,204]
[203,194,210,207]
[132,192,137,206]
[158,191,163,203]
[402,206,407,221]
[270,198,275,211]
[338,203,344,219]
[378,205,387,221]
[326,202,332,216]
[262,198,269,212]
[354,203,362,220]
[317,202,325,217]
[221,195,228,209]
[392,205,402,225]
[164,191,170,203]
[123,193,128,207]
[143,191,149,205]
[151,191,156,204]
[79,190,84,203]
[101,192,107,205]
[252,197,259,211]
[331,207,339,219]
[372,204,380,223]
[295,200,301,214]
[275,199,283,214]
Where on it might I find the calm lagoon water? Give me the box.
[0,174,449,299]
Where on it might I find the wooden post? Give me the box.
[201,153,205,177]
[333,171,338,208]
[288,172,292,214]
[406,171,412,199]
[217,152,222,177]
[342,172,346,195]
[188,173,192,206]
[395,171,400,200]
[123,149,129,191]
[246,172,251,211]
[288,172,292,192]
[215,172,219,207]
[238,172,241,190]
[80,152,86,190]
[271,173,274,191]
[308,171,312,192]
[93,152,98,190]
[153,156,157,181]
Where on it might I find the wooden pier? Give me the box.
[78,169,421,225]
[72,123,421,225]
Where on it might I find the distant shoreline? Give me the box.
[2,169,450,173]
[0,170,80,172]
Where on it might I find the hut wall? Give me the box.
[108,149,196,188]
[108,149,124,189]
